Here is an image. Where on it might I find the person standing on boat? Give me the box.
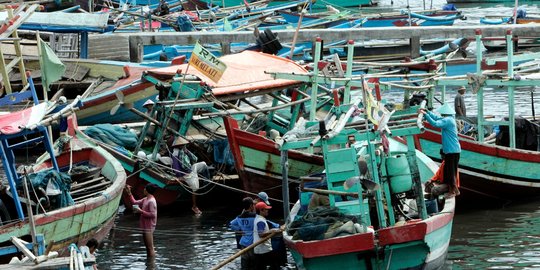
[253,202,280,270]
[229,197,257,270]
[170,136,209,215]
[420,104,461,197]
[454,86,467,119]
[125,183,158,258]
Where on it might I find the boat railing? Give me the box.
[435,29,540,149]
[273,38,431,226]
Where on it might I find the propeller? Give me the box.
[449,38,469,58]
[344,176,380,192]
[110,91,125,115]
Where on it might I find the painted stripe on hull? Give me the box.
[418,129,540,180]
[0,128,126,256]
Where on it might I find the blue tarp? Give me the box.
[210,139,235,166]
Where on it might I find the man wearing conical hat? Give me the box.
[420,103,461,198]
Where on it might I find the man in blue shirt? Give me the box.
[229,197,256,270]
[421,103,461,197]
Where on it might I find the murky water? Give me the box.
[450,202,540,269]
[95,190,285,270]
[92,1,540,268]
[1,0,540,269]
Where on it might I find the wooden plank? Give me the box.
[71,176,106,190]
[63,63,91,81]
[70,181,111,195]
[122,24,540,61]
[73,191,103,202]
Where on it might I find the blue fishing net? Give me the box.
[22,169,74,209]
[84,124,138,149]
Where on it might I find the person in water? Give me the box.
[125,183,158,257]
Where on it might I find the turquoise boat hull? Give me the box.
[417,126,540,200]
[284,139,455,270]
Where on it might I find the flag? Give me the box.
[363,80,393,131]
[39,38,66,92]
[190,41,227,83]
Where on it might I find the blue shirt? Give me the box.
[425,111,461,154]
[229,211,256,248]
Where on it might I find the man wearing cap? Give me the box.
[420,104,461,197]
[253,202,280,270]
[170,136,209,215]
[229,197,256,270]
[454,86,467,119]
[255,191,270,205]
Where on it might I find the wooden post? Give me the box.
[220,42,231,55]
[211,229,282,270]
[410,36,420,59]
[281,150,290,220]
[506,31,516,148]
[22,171,39,257]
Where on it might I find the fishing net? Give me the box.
[288,207,357,241]
[84,124,138,149]
[23,169,74,209]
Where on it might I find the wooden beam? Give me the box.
[119,24,540,62]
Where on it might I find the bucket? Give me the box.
[425,199,439,214]
[386,154,413,194]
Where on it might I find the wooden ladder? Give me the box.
[323,145,369,223]
[0,4,39,94]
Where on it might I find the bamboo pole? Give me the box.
[211,229,283,270]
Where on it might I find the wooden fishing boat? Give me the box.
[416,31,540,201]
[0,83,126,261]
[480,13,540,50]
[19,58,161,126]
[86,50,311,207]
[267,39,454,269]
[223,117,325,200]
[278,9,465,28]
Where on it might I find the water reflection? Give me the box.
[97,204,244,270]
[450,203,540,269]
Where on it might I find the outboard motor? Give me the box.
[256,29,283,55]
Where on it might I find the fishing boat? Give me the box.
[0,79,126,261]
[278,8,465,28]
[416,30,540,200]
[15,57,165,126]
[480,10,540,51]
[223,117,325,200]
[85,50,311,207]
[266,39,454,269]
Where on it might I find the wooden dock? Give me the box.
[87,24,540,62]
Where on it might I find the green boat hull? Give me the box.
[0,119,126,256]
